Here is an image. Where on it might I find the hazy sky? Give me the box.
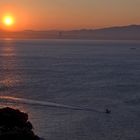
[0,0,140,30]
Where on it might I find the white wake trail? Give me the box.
[0,96,104,113]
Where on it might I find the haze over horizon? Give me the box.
[0,0,140,31]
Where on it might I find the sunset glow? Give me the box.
[0,0,139,30]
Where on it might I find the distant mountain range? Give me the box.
[0,25,140,40]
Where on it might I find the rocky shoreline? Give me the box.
[0,107,43,140]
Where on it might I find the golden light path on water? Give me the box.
[0,39,27,113]
[0,40,20,88]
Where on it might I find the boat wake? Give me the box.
[0,96,104,113]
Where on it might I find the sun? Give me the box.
[3,16,14,26]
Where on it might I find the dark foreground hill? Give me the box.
[0,107,42,140]
[0,25,140,40]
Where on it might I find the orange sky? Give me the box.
[0,0,140,31]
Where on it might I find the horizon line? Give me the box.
[1,24,140,32]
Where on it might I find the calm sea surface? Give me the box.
[0,39,140,140]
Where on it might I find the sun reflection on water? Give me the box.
[0,40,18,87]
[0,40,26,111]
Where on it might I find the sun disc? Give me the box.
[3,16,14,26]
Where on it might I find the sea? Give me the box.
[0,39,140,140]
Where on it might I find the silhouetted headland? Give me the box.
[0,107,43,140]
[0,25,140,40]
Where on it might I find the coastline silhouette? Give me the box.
[0,25,140,40]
